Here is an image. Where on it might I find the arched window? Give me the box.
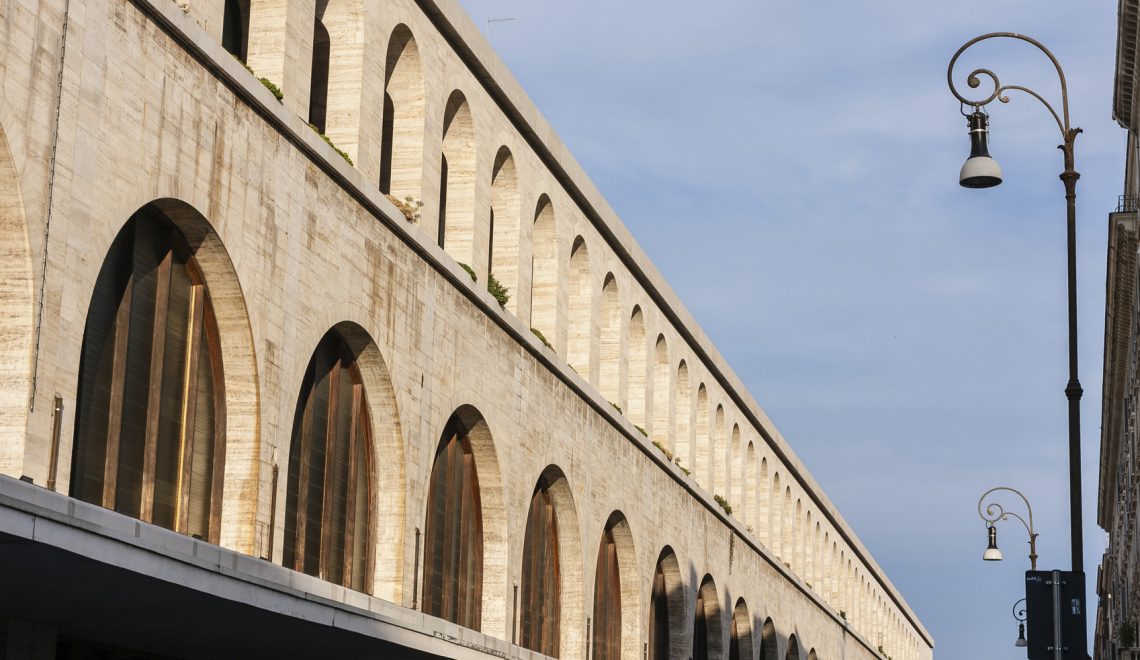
[567,237,592,376]
[695,385,709,487]
[439,91,476,262]
[489,147,520,311]
[770,472,782,556]
[674,361,691,467]
[648,548,682,660]
[744,442,757,528]
[759,618,778,660]
[730,424,742,505]
[71,206,225,542]
[651,336,670,449]
[380,25,425,200]
[729,599,753,660]
[598,274,621,403]
[592,519,622,660]
[713,405,726,496]
[786,633,800,660]
[282,329,373,592]
[692,575,721,660]
[519,476,560,656]
[530,196,558,343]
[627,307,647,427]
[423,413,483,628]
[221,0,250,61]
[308,1,331,133]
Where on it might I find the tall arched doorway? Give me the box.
[423,410,485,629]
[282,328,375,592]
[71,204,226,542]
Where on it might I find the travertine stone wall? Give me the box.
[0,0,933,657]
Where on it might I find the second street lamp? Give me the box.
[978,486,1039,570]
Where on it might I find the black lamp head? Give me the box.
[960,110,1003,189]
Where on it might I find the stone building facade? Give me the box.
[0,0,933,657]
[1098,2,1140,658]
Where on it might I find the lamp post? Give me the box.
[947,32,1085,576]
[1014,597,1029,648]
[979,486,1039,571]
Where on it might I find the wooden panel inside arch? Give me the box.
[422,415,484,629]
[519,479,560,656]
[71,206,226,544]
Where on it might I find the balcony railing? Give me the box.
[1118,194,1140,213]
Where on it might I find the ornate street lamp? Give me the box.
[1013,598,1028,648]
[978,486,1039,571]
[948,33,1085,576]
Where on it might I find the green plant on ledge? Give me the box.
[609,401,622,414]
[651,440,674,462]
[634,424,647,437]
[487,272,510,307]
[457,263,477,282]
[530,327,553,350]
[259,77,283,101]
[308,124,353,166]
[386,195,423,223]
[713,494,732,515]
[839,610,846,620]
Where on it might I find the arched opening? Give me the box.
[282,328,374,592]
[729,423,741,505]
[489,147,520,312]
[691,574,722,660]
[728,598,753,660]
[674,361,691,468]
[744,443,757,531]
[812,521,822,590]
[0,123,33,478]
[695,386,709,487]
[808,649,818,660]
[770,472,782,557]
[713,405,726,497]
[530,197,558,344]
[648,547,684,660]
[307,1,331,133]
[71,205,226,542]
[439,91,476,261]
[781,487,793,563]
[221,0,251,61]
[520,473,561,656]
[592,511,639,660]
[517,465,584,656]
[422,407,502,630]
[759,618,778,660]
[380,25,425,202]
[626,307,647,428]
[792,498,802,572]
[651,336,670,449]
[758,457,769,544]
[598,274,621,404]
[567,237,592,376]
[786,633,800,660]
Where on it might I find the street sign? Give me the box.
[1025,570,1087,660]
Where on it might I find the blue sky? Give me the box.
[457,0,1123,657]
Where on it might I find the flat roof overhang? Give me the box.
[0,475,546,659]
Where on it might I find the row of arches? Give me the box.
[93,0,925,650]
[212,6,864,623]
[54,201,922,658]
